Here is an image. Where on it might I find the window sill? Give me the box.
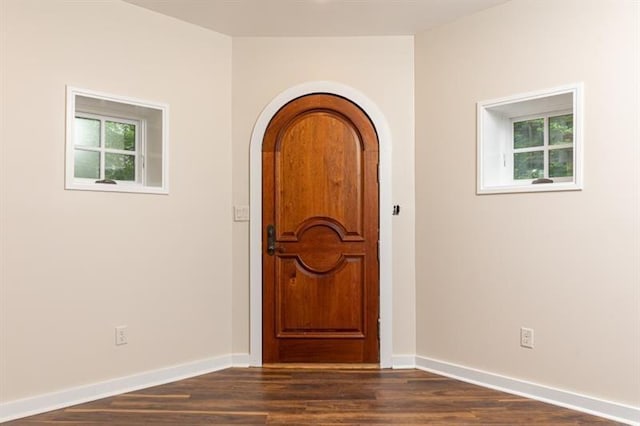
[65,182,168,195]
[477,181,582,195]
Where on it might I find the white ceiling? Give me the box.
[123,0,508,37]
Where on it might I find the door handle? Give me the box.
[267,224,276,256]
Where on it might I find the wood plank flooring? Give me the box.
[6,368,622,425]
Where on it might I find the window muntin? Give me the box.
[512,111,574,183]
[74,113,141,184]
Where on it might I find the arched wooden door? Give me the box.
[262,93,379,363]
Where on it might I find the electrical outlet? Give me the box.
[520,327,534,349]
[115,325,128,346]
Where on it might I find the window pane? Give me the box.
[105,153,135,181]
[105,121,135,151]
[75,117,100,148]
[74,149,100,179]
[514,151,544,180]
[514,118,544,149]
[549,114,573,145]
[549,148,574,178]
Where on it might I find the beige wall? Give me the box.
[3,0,637,414]
[0,0,232,402]
[415,0,639,406]
[231,37,416,357]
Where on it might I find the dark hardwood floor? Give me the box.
[6,367,622,425]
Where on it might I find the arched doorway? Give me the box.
[248,81,393,367]
[261,93,379,363]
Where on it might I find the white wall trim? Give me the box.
[391,354,416,369]
[249,81,393,368]
[4,352,635,424]
[0,355,233,423]
[415,355,640,426]
[232,353,251,367]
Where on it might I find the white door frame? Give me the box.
[249,81,393,367]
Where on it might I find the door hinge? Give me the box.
[376,163,380,183]
[377,317,381,340]
[377,240,380,261]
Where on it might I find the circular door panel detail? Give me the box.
[286,224,347,274]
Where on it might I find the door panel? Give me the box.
[277,112,363,238]
[263,94,379,363]
[277,255,364,337]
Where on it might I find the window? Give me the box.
[66,87,168,194]
[74,114,140,183]
[512,112,573,182]
[477,83,583,194]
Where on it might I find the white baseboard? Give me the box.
[391,354,416,369]
[0,355,233,423]
[232,353,251,367]
[3,353,637,425]
[415,355,640,426]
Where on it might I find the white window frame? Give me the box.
[66,86,169,194]
[74,112,144,186]
[510,109,574,184]
[477,83,583,195]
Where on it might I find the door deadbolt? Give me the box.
[267,224,276,256]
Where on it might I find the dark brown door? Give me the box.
[262,93,379,363]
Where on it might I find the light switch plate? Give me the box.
[234,205,250,222]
